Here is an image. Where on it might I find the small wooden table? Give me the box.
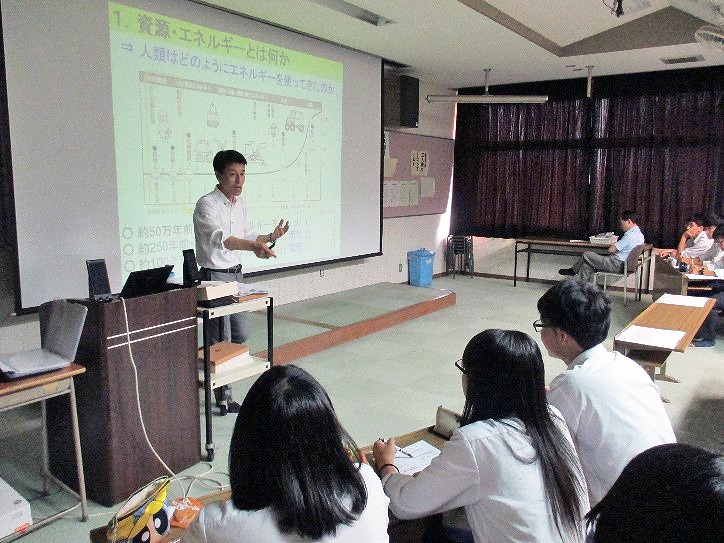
[613,296,715,400]
[0,364,88,541]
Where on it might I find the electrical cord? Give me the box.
[117,298,231,498]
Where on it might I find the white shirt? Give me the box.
[700,242,721,262]
[382,412,588,543]
[680,231,713,258]
[547,344,676,506]
[180,464,389,543]
[193,187,259,269]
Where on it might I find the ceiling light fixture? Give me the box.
[309,0,394,26]
[426,69,548,104]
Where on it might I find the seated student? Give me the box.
[374,329,589,543]
[699,218,723,262]
[585,443,724,543]
[690,225,724,347]
[658,213,714,259]
[537,280,676,506]
[182,365,390,543]
[559,210,644,283]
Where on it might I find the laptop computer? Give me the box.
[119,265,174,299]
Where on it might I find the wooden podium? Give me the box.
[47,287,200,506]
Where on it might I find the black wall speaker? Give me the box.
[384,74,419,128]
[86,259,112,301]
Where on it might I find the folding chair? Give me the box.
[594,244,646,305]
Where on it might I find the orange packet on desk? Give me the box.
[170,497,203,529]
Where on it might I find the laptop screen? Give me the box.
[119,265,174,299]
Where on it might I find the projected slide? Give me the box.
[109,2,342,276]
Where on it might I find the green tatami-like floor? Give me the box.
[2,276,723,542]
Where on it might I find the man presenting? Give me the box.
[535,279,676,505]
[194,149,289,414]
[559,210,644,282]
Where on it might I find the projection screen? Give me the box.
[3,0,382,310]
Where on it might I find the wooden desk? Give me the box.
[614,296,715,389]
[0,364,88,541]
[652,254,722,299]
[513,239,653,292]
[362,427,449,543]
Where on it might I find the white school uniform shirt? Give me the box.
[382,410,589,543]
[680,230,714,258]
[547,344,676,506]
[180,463,389,543]
[193,186,259,269]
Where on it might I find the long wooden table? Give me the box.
[89,426,447,543]
[613,295,715,396]
[513,238,653,291]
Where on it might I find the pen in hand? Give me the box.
[378,438,413,458]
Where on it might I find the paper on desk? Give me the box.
[394,440,441,475]
[684,273,720,281]
[237,282,270,296]
[615,325,685,350]
[657,293,709,307]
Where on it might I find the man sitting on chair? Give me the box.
[559,210,644,283]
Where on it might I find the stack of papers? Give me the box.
[615,325,685,350]
[236,282,270,296]
[393,440,441,475]
[656,294,709,307]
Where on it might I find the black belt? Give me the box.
[201,265,242,274]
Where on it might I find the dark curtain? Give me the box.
[453,70,723,247]
[592,92,723,247]
[452,100,590,239]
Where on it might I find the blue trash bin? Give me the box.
[408,249,434,287]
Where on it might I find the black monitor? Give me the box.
[86,259,112,301]
[119,265,174,299]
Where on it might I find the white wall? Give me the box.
[246,78,456,305]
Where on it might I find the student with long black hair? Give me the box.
[374,330,588,543]
[182,365,389,543]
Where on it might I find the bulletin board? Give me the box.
[382,130,454,218]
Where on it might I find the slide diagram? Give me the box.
[139,72,325,206]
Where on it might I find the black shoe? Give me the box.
[227,400,241,413]
[558,268,576,276]
[692,337,715,347]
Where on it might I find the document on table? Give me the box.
[656,293,709,307]
[615,325,685,350]
[394,440,441,475]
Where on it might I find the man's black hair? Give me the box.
[537,279,611,350]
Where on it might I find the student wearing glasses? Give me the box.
[182,365,390,543]
[536,279,675,506]
[375,329,589,543]
[657,213,714,259]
